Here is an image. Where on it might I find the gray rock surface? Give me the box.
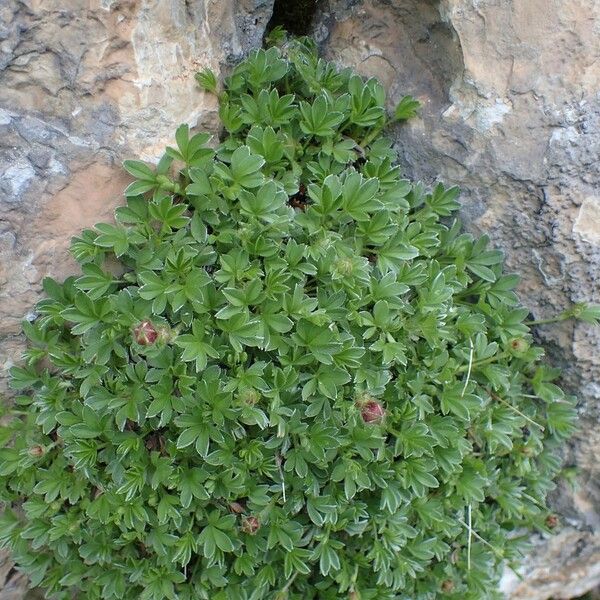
[1,0,599,598]
[0,0,274,394]
[315,0,600,597]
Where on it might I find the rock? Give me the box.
[0,0,274,395]
[315,0,600,597]
[0,551,38,600]
[499,530,600,599]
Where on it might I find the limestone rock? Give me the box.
[315,0,600,597]
[0,0,274,395]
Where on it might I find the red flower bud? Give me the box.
[360,400,385,424]
[241,516,260,535]
[545,514,559,529]
[133,320,158,346]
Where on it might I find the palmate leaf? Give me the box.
[244,47,288,89]
[394,95,421,121]
[149,196,190,230]
[291,320,342,364]
[574,302,600,325]
[93,223,130,256]
[239,180,287,221]
[166,123,213,167]
[341,172,381,221]
[123,159,159,197]
[75,264,118,299]
[426,182,460,216]
[299,94,344,137]
[174,320,219,372]
[247,125,285,163]
[60,292,111,334]
[219,145,266,189]
[440,383,483,421]
[195,67,217,93]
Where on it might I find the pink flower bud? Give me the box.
[360,400,385,424]
[133,320,158,346]
[28,445,45,457]
[241,516,260,535]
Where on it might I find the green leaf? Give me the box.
[300,94,344,137]
[61,292,111,334]
[93,223,130,256]
[175,320,218,372]
[292,320,342,365]
[342,172,381,221]
[574,303,600,325]
[123,159,155,181]
[196,67,217,93]
[74,264,116,299]
[440,385,483,422]
[394,95,421,120]
[426,183,460,216]
[230,145,266,189]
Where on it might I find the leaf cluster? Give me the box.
[1,37,578,600]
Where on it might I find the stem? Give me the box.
[458,517,504,559]
[461,338,474,397]
[467,504,472,570]
[281,571,299,593]
[457,352,508,373]
[490,391,544,431]
[387,427,402,438]
[525,310,571,326]
[359,118,391,147]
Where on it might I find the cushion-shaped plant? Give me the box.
[0,37,586,600]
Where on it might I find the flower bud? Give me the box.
[133,320,158,346]
[360,400,385,424]
[508,337,529,354]
[28,445,45,458]
[238,388,260,406]
[241,515,260,535]
[335,257,354,276]
[349,591,361,600]
[545,514,559,529]
[441,579,455,593]
[229,501,245,514]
